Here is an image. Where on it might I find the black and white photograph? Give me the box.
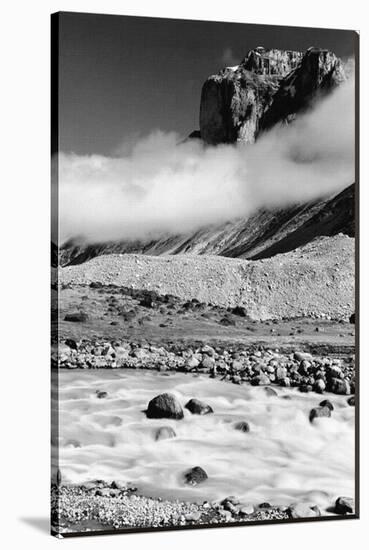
[51,11,358,537]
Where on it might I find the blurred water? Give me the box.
[55,369,355,508]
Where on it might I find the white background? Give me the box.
[0,0,367,548]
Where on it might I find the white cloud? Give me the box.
[58,77,355,244]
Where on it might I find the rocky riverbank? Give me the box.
[51,482,354,534]
[54,339,355,397]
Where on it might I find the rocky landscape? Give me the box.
[53,45,357,535]
[59,234,354,322]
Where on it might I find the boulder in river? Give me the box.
[264,386,278,397]
[155,426,176,441]
[96,390,108,399]
[184,466,208,486]
[319,399,334,411]
[309,406,331,423]
[185,398,213,415]
[334,496,354,515]
[146,393,184,420]
[234,421,250,433]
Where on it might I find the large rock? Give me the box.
[185,398,213,415]
[184,466,208,486]
[334,496,354,515]
[146,393,184,420]
[200,47,345,145]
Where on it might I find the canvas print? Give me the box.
[51,12,358,537]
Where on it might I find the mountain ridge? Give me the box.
[59,184,354,266]
[58,46,353,267]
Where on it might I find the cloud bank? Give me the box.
[58,78,354,244]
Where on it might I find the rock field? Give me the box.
[60,234,354,321]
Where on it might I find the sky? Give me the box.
[58,12,356,155]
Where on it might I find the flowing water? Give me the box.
[56,369,355,509]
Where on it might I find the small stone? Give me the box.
[234,421,250,433]
[231,360,243,372]
[110,480,126,490]
[184,466,208,486]
[252,373,270,386]
[218,509,232,521]
[221,498,239,514]
[185,511,201,522]
[319,399,334,411]
[64,311,88,322]
[240,504,255,515]
[232,306,248,317]
[347,396,355,406]
[259,502,271,508]
[280,377,291,387]
[334,496,354,515]
[219,316,236,327]
[201,356,215,370]
[299,384,312,393]
[186,357,200,370]
[96,390,108,399]
[309,406,331,422]
[155,426,176,441]
[330,377,350,395]
[288,503,321,518]
[65,338,78,350]
[264,386,278,397]
[294,351,313,362]
[185,398,213,415]
[132,347,150,360]
[314,379,326,393]
[201,345,216,357]
[276,366,288,381]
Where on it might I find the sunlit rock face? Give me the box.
[199,47,346,145]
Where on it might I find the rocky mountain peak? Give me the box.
[242,47,303,76]
[199,46,346,145]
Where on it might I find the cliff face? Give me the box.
[199,46,345,145]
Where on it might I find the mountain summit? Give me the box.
[199,47,346,145]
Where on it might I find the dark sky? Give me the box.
[58,12,356,155]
